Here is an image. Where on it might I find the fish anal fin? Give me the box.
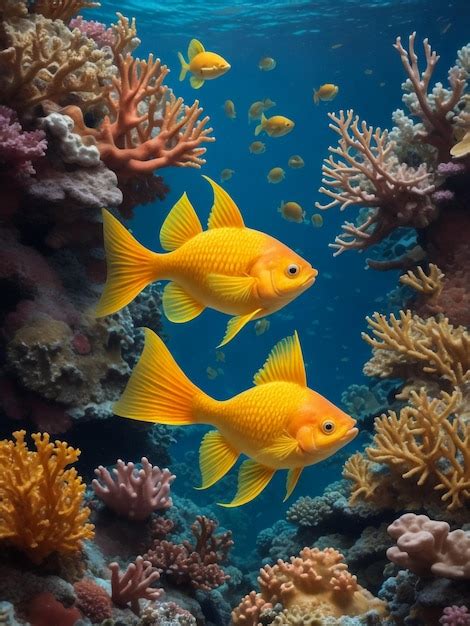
[218,460,275,507]
[163,282,205,323]
[196,431,238,490]
[190,76,204,89]
[253,331,307,386]
[188,39,205,60]
[284,467,303,502]
[260,433,299,461]
[203,176,245,229]
[160,192,202,251]
[208,274,256,303]
[218,309,262,348]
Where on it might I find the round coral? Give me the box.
[74,579,112,623]
[27,592,82,626]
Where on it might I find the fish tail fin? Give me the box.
[178,51,189,81]
[95,209,161,317]
[114,328,206,426]
[254,112,266,136]
[313,89,319,104]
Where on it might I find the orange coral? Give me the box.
[31,0,100,22]
[400,263,445,300]
[0,430,94,564]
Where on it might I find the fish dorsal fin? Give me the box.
[203,176,245,229]
[160,192,202,251]
[188,38,205,60]
[253,331,306,387]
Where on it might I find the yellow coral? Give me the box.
[342,452,383,503]
[400,263,445,299]
[0,430,94,564]
[31,0,100,22]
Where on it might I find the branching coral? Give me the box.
[92,457,175,521]
[387,513,470,579]
[0,430,94,564]
[109,556,162,615]
[400,263,445,300]
[31,0,100,23]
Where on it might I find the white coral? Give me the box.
[42,112,100,167]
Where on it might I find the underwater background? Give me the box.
[0,0,470,624]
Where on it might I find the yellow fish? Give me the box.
[223,99,236,119]
[311,213,324,228]
[267,167,285,183]
[288,155,304,169]
[279,201,305,223]
[249,141,266,154]
[255,113,295,137]
[178,39,231,89]
[313,83,339,104]
[114,331,358,506]
[258,56,276,71]
[254,319,270,335]
[220,168,235,182]
[95,177,317,347]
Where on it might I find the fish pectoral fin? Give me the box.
[218,460,275,507]
[190,76,205,89]
[260,433,299,461]
[284,467,303,502]
[195,430,238,490]
[218,309,262,348]
[253,331,307,387]
[188,38,205,60]
[208,274,257,303]
[160,192,202,251]
[162,282,205,323]
[203,176,245,229]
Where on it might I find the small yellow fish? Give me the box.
[267,167,285,183]
[288,155,304,169]
[254,319,270,335]
[215,350,225,363]
[223,99,236,119]
[178,39,231,89]
[279,201,304,223]
[249,141,266,154]
[220,168,235,182]
[206,366,218,380]
[255,113,295,137]
[262,98,276,110]
[96,177,318,347]
[313,84,339,104]
[311,214,324,228]
[259,56,276,71]
[114,330,358,506]
[248,98,276,122]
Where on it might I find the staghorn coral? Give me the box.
[92,457,175,521]
[0,13,112,112]
[109,555,162,615]
[31,0,100,22]
[400,263,445,300]
[0,430,94,564]
[387,513,470,579]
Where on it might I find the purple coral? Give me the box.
[0,106,47,179]
[440,606,470,626]
[69,16,115,48]
[92,457,175,521]
[109,556,162,615]
[437,162,466,177]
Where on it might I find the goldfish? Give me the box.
[178,39,231,89]
[248,98,276,122]
[223,99,236,119]
[255,113,295,137]
[96,176,318,347]
[258,56,276,71]
[288,155,304,169]
[114,330,358,506]
[249,141,266,154]
[220,168,235,182]
[313,84,339,104]
[267,167,285,183]
[254,319,270,335]
[311,213,324,228]
[278,201,305,223]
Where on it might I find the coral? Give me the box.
[440,605,470,625]
[31,0,100,22]
[74,578,113,622]
[0,0,28,19]
[109,556,162,615]
[40,112,100,167]
[92,457,175,521]
[400,263,444,299]
[0,564,75,607]
[0,430,94,563]
[69,15,115,48]
[144,515,233,591]
[315,109,436,256]
[140,601,197,625]
[0,13,111,112]
[387,513,470,579]
[26,592,82,626]
[0,105,47,180]
[231,591,274,625]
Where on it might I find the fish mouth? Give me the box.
[301,269,318,288]
[341,426,359,443]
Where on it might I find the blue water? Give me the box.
[87,0,470,535]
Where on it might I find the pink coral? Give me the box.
[92,457,175,521]
[69,16,115,48]
[0,106,47,179]
[440,606,470,626]
[109,556,162,615]
[74,579,113,622]
[387,513,470,579]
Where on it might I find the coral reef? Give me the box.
[109,555,162,614]
[0,430,93,564]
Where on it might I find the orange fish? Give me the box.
[96,177,317,347]
[114,330,358,506]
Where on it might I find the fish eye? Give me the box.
[286,263,300,277]
[322,420,336,434]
